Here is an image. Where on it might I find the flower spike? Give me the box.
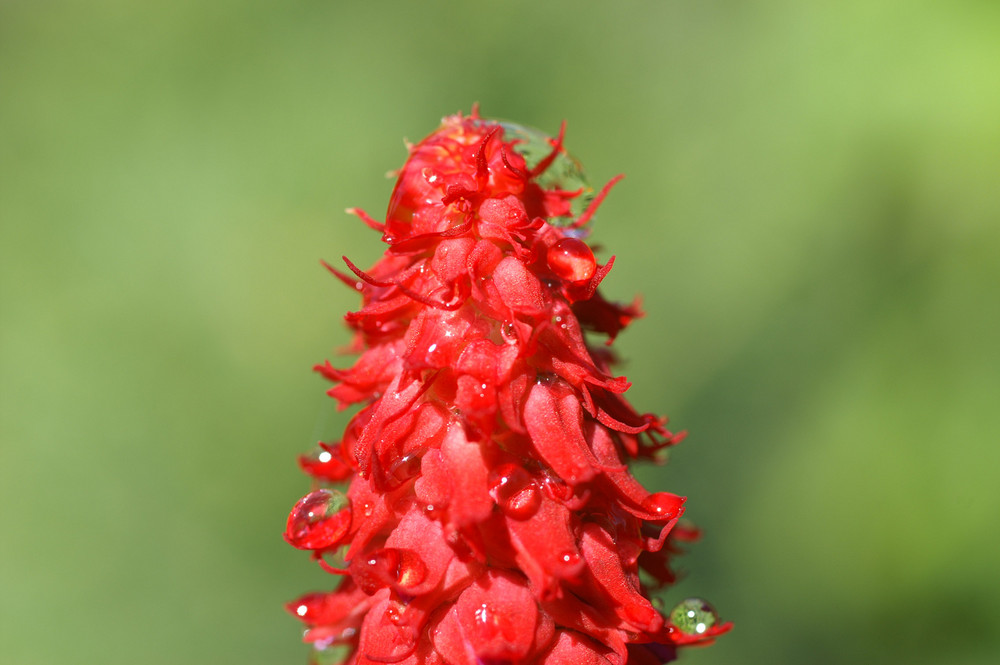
[286,111,730,664]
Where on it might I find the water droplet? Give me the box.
[541,473,574,503]
[558,550,581,567]
[367,600,419,661]
[421,167,440,185]
[284,489,352,551]
[489,463,542,520]
[669,598,718,636]
[641,492,684,520]
[298,444,352,482]
[474,602,493,629]
[547,238,596,284]
[394,550,428,589]
[354,548,429,595]
[287,591,328,623]
[535,371,557,384]
[385,452,423,490]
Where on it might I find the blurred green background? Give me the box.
[2,1,998,663]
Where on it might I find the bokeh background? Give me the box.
[2,1,998,663]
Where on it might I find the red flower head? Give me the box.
[285,109,731,665]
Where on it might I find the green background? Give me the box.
[2,1,998,663]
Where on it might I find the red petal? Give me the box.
[524,380,601,485]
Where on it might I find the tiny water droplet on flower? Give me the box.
[354,547,429,595]
[393,550,428,589]
[547,238,596,284]
[641,492,684,520]
[285,489,352,551]
[385,452,423,489]
[489,463,542,520]
[368,600,419,660]
[421,167,440,185]
[286,591,328,623]
[559,550,581,567]
[298,443,352,482]
[669,598,718,636]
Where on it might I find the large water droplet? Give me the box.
[669,598,718,636]
[489,463,542,520]
[285,489,352,551]
[641,492,684,521]
[500,122,595,224]
[547,238,596,284]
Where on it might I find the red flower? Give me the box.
[285,109,731,664]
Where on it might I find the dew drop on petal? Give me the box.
[298,444,352,482]
[489,463,542,520]
[385,452,423,489]
[547,238,596,284]
[421,167,440,185]
[669,598,718,636]
[503,485,542,520]
[285,489,352,551]
[367,600,419,661]
[557,549,582,570]
[286,591,328,623]
[355,548,429,594]
[641,492,684,520]
[541,473,574,503]
[472,601,500,642]
[393,549,428,590]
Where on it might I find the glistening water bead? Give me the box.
[669,598,719,636]
[284,489,352,551]
[641,491,685,520]
[489,463,542,520]
[547,238,597,284]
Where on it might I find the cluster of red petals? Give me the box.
[286,111,730,665]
